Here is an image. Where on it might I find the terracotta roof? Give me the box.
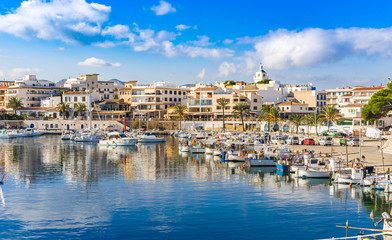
[277,101,306,106]
[125,81,137,84]
[243,85,258,91]
[63,91,88,95]
[194,87,218,91]
[18,107,56,111]
[352,86,386,91]
[341,103,364,108]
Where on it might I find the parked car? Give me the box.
[298,137,305,145]
[318,137,333,146]
[347,138,360,146]
[271,135,286,145]
[303,137,316,145]
[285,136,299,145]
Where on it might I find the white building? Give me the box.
[5,75,65,109]
[63,91,101,109]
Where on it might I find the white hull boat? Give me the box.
[213,150,221,156]
[179,145,190,152]
[191,147,205,154]
[99,132,138,146]
[296,168,331,178]
[138,135,166,143]
[249,158,276,167]
[205,148,214,155]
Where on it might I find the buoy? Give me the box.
[349,183,352,188]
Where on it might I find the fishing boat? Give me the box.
[191,146,205,154]
[99,131,138,146]
[276,160,290,172]
[248,155,276,167]
[138,134,166,143]
[334,163,374,186]
[293,158,331,178]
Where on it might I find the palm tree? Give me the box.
[74,103,87,119]
[320,105,340,131]
[217,98,229,130]
[259,105,273,131]
[269,106,280,132]
[290,114,303,134]
[7,96,23,114]
[174,104,187,130]
[312,113,323,136]
[303,114,314,136]
[57,102,71,120]
[233,103,250,131]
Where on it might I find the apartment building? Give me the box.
[293,90,327,113]
[63,74,99,92]
[276,101,313,117]
[212,90,263,118]
[326,87,353,107]
[187,86,217,120]
[0,86,9,110]
[131,82,189,118]
[352,85,386,104]
[5,75,65,109]
[63,91,101,109]
[118,81,137,103]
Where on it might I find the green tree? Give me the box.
[233,103,250,131]
[74,103,87,119]
[362,82,392,123]
[57,102,71,120]
[7,96,23,114]
[320,105,340,131]
[174,105,187,130]
[256,79,272,84]
[217,98,229,130]
[269,106,280,132]
[303,114,314,136]
[290,114,303,134]
[259,105,273,131]
[312,113,323,136]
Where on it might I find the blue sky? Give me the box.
[0,0,392,89]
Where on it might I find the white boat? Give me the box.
[226,150,246,162]
[213,150,221,156]
[249,155,276,167]
[138,135,166,143]
[179,145,190,152]
[74,131,102,142]
[382,212,392,235]
[191,147,205,154]
[334,163,374,186]
[0,130,16,139]
[292,158,331,178]
[99,132,138,146]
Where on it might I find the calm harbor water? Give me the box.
[0,135,389,239]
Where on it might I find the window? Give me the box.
[165,90,168,94]
[179,98,181,102]
[253,106,257,110]
[74,97,77,102]
[174,91,177,95]
[254,99,257,102]
[174,98,177,102]
[300,107,302,110]
[217,106,221,110]
[82,97,86,101]
[169,98,172,101]
[165,98,168,101]
[169,91,172,94]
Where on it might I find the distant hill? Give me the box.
[55,78,125,87]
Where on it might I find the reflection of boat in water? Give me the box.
[249,167,276,174]
[295,177,330,187]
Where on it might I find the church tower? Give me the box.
[253,63,268,83]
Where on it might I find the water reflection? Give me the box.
[0,136,391,239]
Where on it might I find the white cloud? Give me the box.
[243,27,392,70]
[189,35,214,47]
[218,62,237,76]
[77,57,120,67]
[222,39,233,45]
[151,1,176,16]
[92,41,117,48]
[197,68,206,79]
[176,24,191,31]
[8,68,40,78]
[102,24,130,39]
[162,42,234,58]
[58,47,65,51]
[0,0,111,44]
